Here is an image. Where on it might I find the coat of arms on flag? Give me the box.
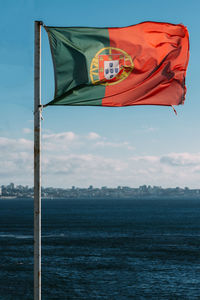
[104,59,120,80]
[90,47,134,86]
[99,54,124,80]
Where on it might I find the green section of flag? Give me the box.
[45,26,110,106]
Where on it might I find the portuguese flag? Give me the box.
[45,22,189,107]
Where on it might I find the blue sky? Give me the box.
[0,0,200,188]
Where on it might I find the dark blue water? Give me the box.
[0,198,200,299]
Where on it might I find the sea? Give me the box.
[0,198,200,300]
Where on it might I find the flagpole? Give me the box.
[34,20,43,300]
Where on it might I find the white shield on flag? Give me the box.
[104,60,120,80]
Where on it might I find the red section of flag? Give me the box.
[102,22,189,107]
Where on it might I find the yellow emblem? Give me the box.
[90,47,134,86]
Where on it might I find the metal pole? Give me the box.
[34,20,42,300]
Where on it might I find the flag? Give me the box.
[45,22,189,107]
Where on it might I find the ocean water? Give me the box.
[0,198,200,299]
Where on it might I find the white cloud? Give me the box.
[95,141,127,148]
[42,131,80,152]
[87,132,100,140]
[134,126,158,133]
[23,128,32,134]
[43,131,77,141]
[94,140,135,150]
[160,152,200,167]
[145,127,157,132]
[1,132,200,188]
[130,155,159,163]
[0,137,32,150]
[0,137,33,185]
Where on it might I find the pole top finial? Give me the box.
[35,20,43,26]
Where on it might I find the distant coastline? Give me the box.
[1,183,200,200]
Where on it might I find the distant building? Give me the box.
[8,183,14,190]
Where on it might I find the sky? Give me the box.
[0,0,200,188]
